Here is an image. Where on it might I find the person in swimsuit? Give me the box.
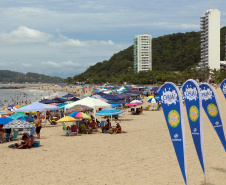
[34,112,42,139]
[114,123,122,134]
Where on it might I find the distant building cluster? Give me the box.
[133,34,152,73]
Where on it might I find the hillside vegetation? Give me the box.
[0,70,64,83]
[67,27,225,84]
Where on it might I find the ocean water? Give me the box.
[0,88,67,106]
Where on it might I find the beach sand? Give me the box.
[0,86,226,185]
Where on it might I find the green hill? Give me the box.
[0,70,64,83]
[67,27,226,84]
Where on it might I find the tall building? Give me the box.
[134,34,152,73]
[199,9,220,70]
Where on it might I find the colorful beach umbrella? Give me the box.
[68,112,91,119]
[65,105,93,114]
[0,110,14,115]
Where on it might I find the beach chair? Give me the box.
[62,122,69,135]
[70,125,77,136]
[80,123,92,134]
[99,121,105,127]
[155,104,162,111]
[144,105,150,111]
[13,130,18,140]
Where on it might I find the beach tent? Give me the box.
[15,102,60,126]
[64,97,111,120]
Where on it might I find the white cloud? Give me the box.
[0,26,53,45]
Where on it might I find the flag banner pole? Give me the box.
[182,79,205,175]
[220,79,226,99]
[200,83,226,151]
[158,82,187,185]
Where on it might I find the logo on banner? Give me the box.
[223,84,226,94]
[184,87,198,101]
[214,121,222,128]
[168,110,180,128]
[200,88,213,101]
[189,106,199,122]
[207,103,218,117]
[161,89,178,106]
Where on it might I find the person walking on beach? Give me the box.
[34,112,42,139]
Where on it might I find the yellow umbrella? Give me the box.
[56,116,76,122]
[147,96,154,99]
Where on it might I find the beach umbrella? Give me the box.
[8,104,16,108]
[95,108,123,116]
[17,116,34,122]
[3,120,35,129]
[0,117,14,125]
[69,97,80,101]
[56,116,76,122]
[130,100,143,104]
[62,93,76,98]
[82,94,91,98]
[9,113,28,120]
[68,112,91,119]
[125,103,138,107]
[14,105,21,109]
[148,98,159,103]
[147,96,154,99]
[0,110,14,115]
[65,105,93,114]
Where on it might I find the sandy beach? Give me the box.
[0,86,226,185]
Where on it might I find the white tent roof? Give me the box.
[65,97,111,111]
[15,102,60,113]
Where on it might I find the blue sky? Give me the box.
[0,0,225,78]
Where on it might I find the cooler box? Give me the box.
[33,140,40,147]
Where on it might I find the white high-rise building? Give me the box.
[199,9,220,70]
[134,34,152,73]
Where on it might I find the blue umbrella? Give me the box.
[95,108,123,116]
[0,117,14,125]
[18,116,34,122]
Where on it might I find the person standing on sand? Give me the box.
[34,112,42,139]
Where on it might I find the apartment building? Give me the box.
[134,34,152,73]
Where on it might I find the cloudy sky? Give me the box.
[0,0,225,78]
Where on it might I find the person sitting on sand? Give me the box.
[114,123,122,134]
[89,119,98,130]
[17,134,34,149]
[101,119,110,133]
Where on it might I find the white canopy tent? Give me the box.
[64,97,111,120]
[15,102,60,127]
